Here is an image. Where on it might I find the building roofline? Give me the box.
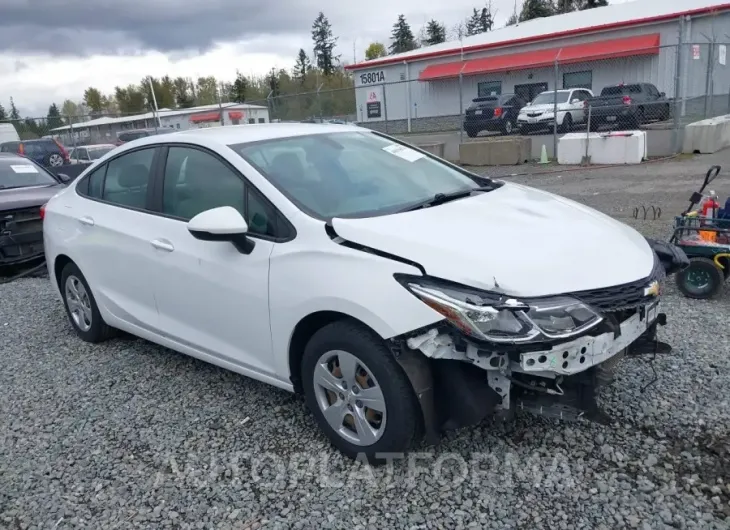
[345,3,730,71]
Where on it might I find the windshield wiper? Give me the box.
[399,186,493,212]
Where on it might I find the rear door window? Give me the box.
[102,148,156,209]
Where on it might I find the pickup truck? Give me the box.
[585,83,671,131]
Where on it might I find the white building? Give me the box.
[346,0,730,133]
[50,103,270,145]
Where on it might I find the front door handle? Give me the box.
[78,216,94,226]
[150,239,174,252]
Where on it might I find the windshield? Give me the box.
[0,159,58,189]
[531,92,570,105]
[88,146,114,159]
[231,131,481,219]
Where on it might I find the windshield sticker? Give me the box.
[10,165,39,174]
[382,144,425,162]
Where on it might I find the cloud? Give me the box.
[0,0,320,56]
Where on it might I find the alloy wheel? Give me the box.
[65,275,93,332]
[49,154,64,167]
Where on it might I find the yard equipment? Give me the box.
[670,165,730,299]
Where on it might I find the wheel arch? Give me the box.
[53,253,75,290]
[288,310,378,394]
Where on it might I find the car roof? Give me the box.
[171,123,363,145]
[80,143,116,148]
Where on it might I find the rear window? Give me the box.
[0,158,58,189]
[473,97,498,104]
[601,85,642,96]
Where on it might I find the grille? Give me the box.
[571,254,665,312]
[1,207,42,235]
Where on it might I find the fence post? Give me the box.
[458,71,464,144]
[704,41,714,118]
[553,57,559,162]
[673,20,684,154]
[67,115,77,151]
[382,82,388,134]
[405,62,412,133]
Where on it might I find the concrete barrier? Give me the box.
[416,142,446,159]
[682,115,730,154]
[459,137,531,166]
[558,131,647,165]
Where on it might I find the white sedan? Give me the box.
[42,123,672,461]
[68,144,117,165]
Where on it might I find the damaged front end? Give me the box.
[390,248,681,442]
[0,206,45,268]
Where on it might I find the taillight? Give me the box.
[40,203,46,220]
[494,107,503,117]
[622,95,632,105]
[18,143,24,155]
[54,139,69,163]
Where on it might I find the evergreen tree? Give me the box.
[555,0,574,13]
[0,102,6,121]
[466,9,481,36]
[506,12,519,26]
[479,7,494,32]
[579,0,608,9]
[294,49,311,83]
[518,0,554,22]
[424,20,447,46]
[9,97,20,120]
[230,71,248,103]
[389,15,417,55]
[312,12,339,76]
[47,103,63,129]
[268,69,280,98]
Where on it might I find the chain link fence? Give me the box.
[2,41,727,164]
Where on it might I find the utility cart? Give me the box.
[670,165,730,299]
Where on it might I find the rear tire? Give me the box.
[676,257,724,299]
[560,113,573,133]
[45,153,64,167]
[301,320,422,463]
[60,262,116,342]
[501,120,515,135]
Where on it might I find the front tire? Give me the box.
[60,262,116,342]
[301,320,422,463]
[465,128,478,138]
[676,257,724,299]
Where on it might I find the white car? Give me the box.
[42,124,683,461]
[517,88,594,133]
[68,144,117,165]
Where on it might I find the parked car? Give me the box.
[463,93,527,137]
[0,138,70,168]
[115,128,162,146]
[68,144,117,165]
[0,123,20,144]
[43,124,684,461]
[0,153,69,268]
[585,83,671,130]
[517,88,594,134]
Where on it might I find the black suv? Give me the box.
[463,93,527,137]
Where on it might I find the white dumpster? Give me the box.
[558,131,647,165]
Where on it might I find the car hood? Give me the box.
[0,184,65,211]
[331,183,655,297]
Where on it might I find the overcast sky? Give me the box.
[0,0,628,117]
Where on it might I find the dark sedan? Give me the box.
[0,153,69,268]
[463,93,527,137]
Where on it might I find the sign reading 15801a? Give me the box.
[360,71,385,85]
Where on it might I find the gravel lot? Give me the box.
[2,152,730,530]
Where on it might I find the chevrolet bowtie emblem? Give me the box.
[644,281,660,297]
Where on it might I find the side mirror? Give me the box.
[660,92,666,97]
[57,173,71,183]
[187,206,254,254]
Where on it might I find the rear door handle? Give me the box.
[150,239,174,252]
[78,216,94,226]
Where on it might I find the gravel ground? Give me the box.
[2,153,730,530]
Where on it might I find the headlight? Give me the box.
[397,276,602,343]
